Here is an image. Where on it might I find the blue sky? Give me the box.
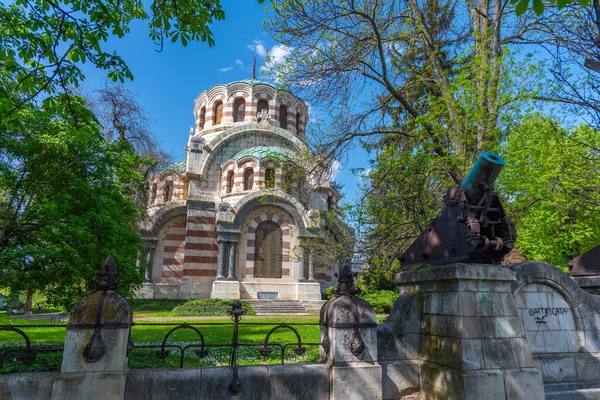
[81,1,370,206]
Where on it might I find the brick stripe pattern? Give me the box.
[148,174,186,206]
[193,82,308,136]
[220,159,283,195]
[241,207,296,279]
[182,208,218,278]
[156,215,187,278]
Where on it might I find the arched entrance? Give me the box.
[254,221,282,278]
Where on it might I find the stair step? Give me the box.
[243,299,314,314]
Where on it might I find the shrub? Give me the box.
[130,299,188,312]
[171,299,256,316]
[323,286,337,300]
[359,290,398,314]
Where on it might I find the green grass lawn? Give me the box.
[1,298,388,374]
[0,311,323,373]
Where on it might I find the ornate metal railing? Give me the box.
[126,301,323,395]
[0,301,322,380]
[0,324,67,371]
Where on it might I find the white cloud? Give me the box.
[247,40,267,57]
[329,160,342,181]
[235,59,244,70]
[269,44,292,65]
[219,66,233,72]
[247,40,292,66]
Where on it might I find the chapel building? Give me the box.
[137,79,341,300]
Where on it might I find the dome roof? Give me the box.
[162,160,186,174]
[232,146,291,162]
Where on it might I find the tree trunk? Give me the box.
[25,291,33,313]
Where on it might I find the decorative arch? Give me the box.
[512,262,587,350]
[231,190,310,234]
[213,101,223,125]
[199,106,206,130]
[279,105,288,129]
[147,203,188,237]
[164,181,174,202]
[244,168,254,190]
[226,170,234,193]
[199,128,305,179]
[233,98,246,122]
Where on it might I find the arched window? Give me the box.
[164,181,173,202]
[327,195,334,209]
[244,168,254,190]
[296,112,303,135]
[279,105,288,129]
[213,101,223,125]
[257,100,269,121]
[227,170,234,194]
[199,107,206,129]
[265,168,275,189]
[150,183,157,203]
[233,99,245,122]
[254,221,282,278]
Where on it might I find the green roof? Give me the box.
[232,146,290,162]
[234,78,275,87]
[162,160,186,174]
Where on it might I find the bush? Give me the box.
[130,299,188,312]
[172,299,256,317]
[323,286,337,300]
[359,290,398,314]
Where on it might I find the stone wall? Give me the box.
[0,366,330,400]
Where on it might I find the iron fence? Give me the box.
[0,301,323,381]
[0,324,67,371]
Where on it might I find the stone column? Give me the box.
[308,250,315,281]
[393,263,544,400]
[298,247,307,282]
[216,240,226,280]
[52,256,131,400]
[320,263,382,399]
[144,248,154,282]
[227,241,237,280]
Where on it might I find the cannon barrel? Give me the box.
[460,152,505,205]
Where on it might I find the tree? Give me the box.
[265,0,543,267]
[0,94,147,309]
[0,0,227,122]
[498,114,600,270]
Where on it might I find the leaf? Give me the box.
[533,0,545,15]
[516,0,530,15]
[578,0,591,5]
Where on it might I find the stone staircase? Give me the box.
[245,299,326,315]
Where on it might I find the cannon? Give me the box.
[399,152,516,269]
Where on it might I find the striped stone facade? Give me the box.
[138,79,338,300]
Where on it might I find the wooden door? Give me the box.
[254,221,282,278]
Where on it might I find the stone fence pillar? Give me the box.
[52,256,132,400]
[394,263,544,400]
[320,263,382,399]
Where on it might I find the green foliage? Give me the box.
[0,95,147,310]
[498,114,600,270]
[512,0,590,16]
[357,259,399,293]
[359,290,398,314]
[323,286,337,300]
[0,0,226,122]
[130,299,188,312]
[172,299,257,317]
